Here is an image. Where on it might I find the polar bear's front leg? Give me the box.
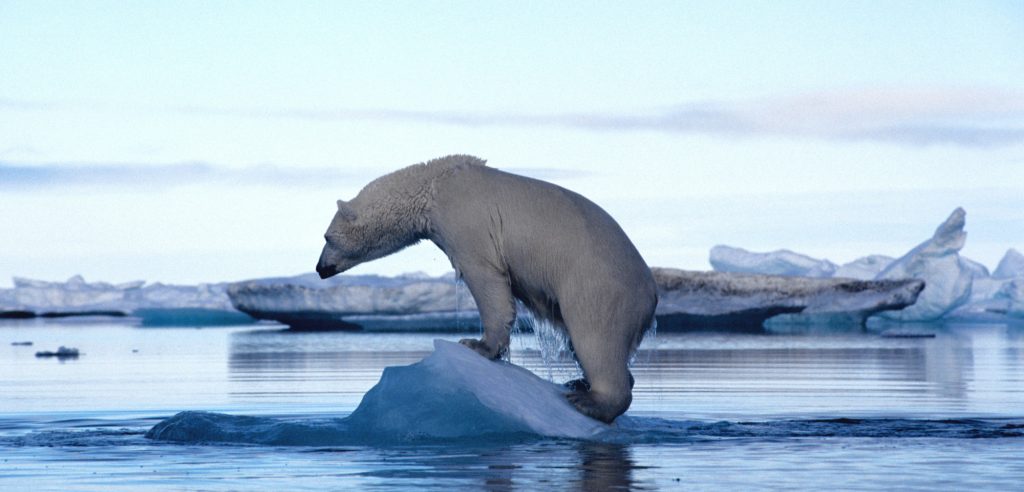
[458,267,516,360]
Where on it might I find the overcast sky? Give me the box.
[1,1,1022,286]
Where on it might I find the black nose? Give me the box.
[316,263,338,279]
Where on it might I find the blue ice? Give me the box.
[147,340,608,444]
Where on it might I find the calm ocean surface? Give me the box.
[2,318,1023,490]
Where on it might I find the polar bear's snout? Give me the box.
[316,260,338,279]
[316,247,341,279]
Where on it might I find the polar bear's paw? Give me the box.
[566,390,611,423]
[563,378,591,392]
[458,338,503,360]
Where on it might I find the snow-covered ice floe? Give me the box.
[227,272,479,331]
[147,339,607,444]
[652,268,923,330]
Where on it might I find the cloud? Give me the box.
[5,88,1023,147]
[0,161,354,190]
[0,161,592,191]
[184,88,1024,148]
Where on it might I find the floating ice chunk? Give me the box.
[653,268,922,329]
[709,245,837,278]
[34,346,79,358]
[875,208,973,322]
[346,340,607,439]
[833,255,895,280]
[148,340,608,444]
[993,249,1024,279]
[227,273,478,330]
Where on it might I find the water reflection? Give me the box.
[225,324,1024,419]
[575,442,638,491]
[341,440,646,491]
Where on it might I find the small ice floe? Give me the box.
[10,341,33,346]
[148,340,608,444]
[35,346,80,358]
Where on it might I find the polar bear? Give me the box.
[316,155,657,423]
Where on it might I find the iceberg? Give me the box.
[227,273,478,330]
[0,275,249,325]
[652,268,923,330]
[993,248,1024,279]
[948,276,1021,321]
[147,339,607,444]
[960,256,991,279]
[874,208,973,322]
[1006,280,1024,318]
[833,255,895,280]
[709,245,838,278]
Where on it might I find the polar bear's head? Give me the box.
[316,163,443,279]
[316,193,424,279]
[316,200,369,278]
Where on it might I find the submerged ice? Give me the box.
[147,340,608,444]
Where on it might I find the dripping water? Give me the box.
[514,305,582,383]
[457,282,462,332]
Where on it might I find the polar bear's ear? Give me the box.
[336,200,357,221]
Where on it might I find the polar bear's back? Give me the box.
[431,164,656,317]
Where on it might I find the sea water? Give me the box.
[2,318,1023,490]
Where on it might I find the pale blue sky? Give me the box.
[1,1,1022,285]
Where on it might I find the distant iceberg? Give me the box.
[833,255,895,281]
[993,249,1024,279]
[0,275,251,325]
[710,245,837,278]
[714,208,1023,324]
[147,340,607,444]
[874,208,973,322]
